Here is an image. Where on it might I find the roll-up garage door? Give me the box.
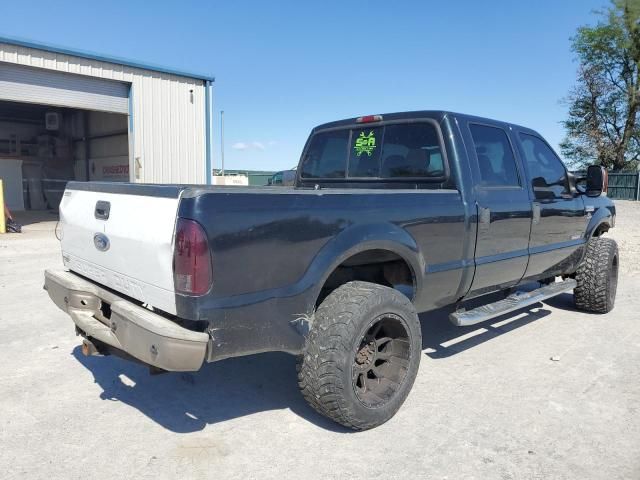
[0,63,129,113]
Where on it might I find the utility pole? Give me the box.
[220,110,225,176]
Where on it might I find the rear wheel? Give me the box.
[297,281,421,430]
[574,237,619,313]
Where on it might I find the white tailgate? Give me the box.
[59,187,180,315]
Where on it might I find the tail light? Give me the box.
[174,218,212,295]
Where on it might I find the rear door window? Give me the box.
[300,122,445,180]
[469,124,520,187]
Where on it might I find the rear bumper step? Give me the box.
[44,269,209,372]
[449,279,577,327]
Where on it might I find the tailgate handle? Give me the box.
[95,201,111,220]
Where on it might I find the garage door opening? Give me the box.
[0,100,129,211]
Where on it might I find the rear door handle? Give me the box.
[532,203,541,225]
[95,201,111,220]
[479,206,491,225]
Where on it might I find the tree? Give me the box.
[561,0,640,170]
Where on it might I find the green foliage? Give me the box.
[561,0,640,170]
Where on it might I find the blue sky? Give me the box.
[3,0,607,171]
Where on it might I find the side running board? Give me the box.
[449,279,577,327]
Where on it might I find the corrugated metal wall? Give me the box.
[0,42,207,184]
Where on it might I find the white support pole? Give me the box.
[220,110,225,176]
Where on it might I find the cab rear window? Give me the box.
[300,130,350,179]
[300,122,445,180]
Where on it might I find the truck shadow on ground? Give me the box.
[72,346,350,434]
[72,293,577,433]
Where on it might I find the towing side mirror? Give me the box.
[585,165,608,197]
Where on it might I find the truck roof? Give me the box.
[313,110,539,136]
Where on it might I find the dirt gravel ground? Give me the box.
[1,202,639,480]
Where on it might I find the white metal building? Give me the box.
[0,35,214,211]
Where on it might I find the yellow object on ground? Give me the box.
[0,179,5,233]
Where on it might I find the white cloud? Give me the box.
[232,142,249,150]
[231,140,277,152]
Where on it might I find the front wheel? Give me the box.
[297,281,421,430]
[574,237,619,313]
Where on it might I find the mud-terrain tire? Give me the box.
[297,281,421,430]
[574,237,619,313]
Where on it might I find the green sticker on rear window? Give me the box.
[354,131,377,157]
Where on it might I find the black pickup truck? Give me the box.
[44,111,617,430]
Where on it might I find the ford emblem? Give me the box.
[93,233,110,252]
